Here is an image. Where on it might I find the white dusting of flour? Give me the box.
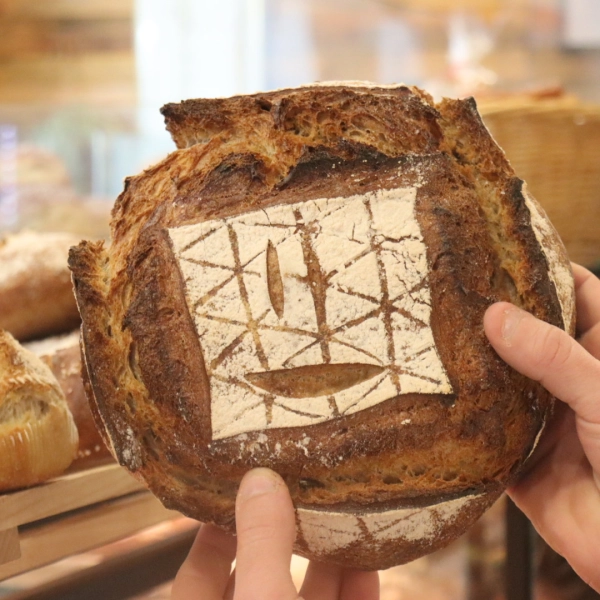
[169,187,453,440]
[297,494,483,554]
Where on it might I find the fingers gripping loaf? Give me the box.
[69,83,575,569]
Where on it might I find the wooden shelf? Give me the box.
[0,464,181,581]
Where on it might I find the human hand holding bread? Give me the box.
[485,263,600,591]
[171,468,379,600]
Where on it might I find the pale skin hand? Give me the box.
[484,263,600,592]
[171,468,379,600]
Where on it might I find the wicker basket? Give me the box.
[479,96,600,267]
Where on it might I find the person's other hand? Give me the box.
[484,263,600,591]
[171,468,380,599]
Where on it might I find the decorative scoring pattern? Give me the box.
[297,493,483,553]
[169,187,453,440]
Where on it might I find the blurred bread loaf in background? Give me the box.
[0,329,78,491]
[0,225,113,479]
[10,144,112,240]
[0,230,82,341]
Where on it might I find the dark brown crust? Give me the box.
[69,241,134,468]
[160,84,440,151]
[69,84,572,569]
[125,227,213,443]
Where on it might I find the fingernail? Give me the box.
[501,306,525,345]
[238,468,280,500]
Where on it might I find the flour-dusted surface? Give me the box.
[169,187,453,440]
[521,186,575,330]
[297,494,483,555]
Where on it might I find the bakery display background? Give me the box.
[1,0,600,237]
[1,1,599,599]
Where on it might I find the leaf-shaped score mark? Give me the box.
[266,240,285,318]
[245,363,385,398]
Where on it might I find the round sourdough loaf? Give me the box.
[69,83,575,570]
